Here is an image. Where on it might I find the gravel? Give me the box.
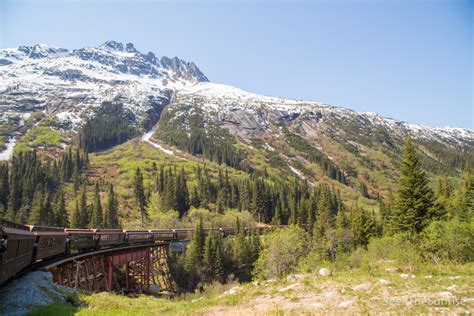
[0,271,74,316]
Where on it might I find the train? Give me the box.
[0,219,268,286]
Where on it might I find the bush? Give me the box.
[365,233,422,273]
[419,219,474,264]
[254,225,308,279]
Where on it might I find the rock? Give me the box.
[278,283,300,292]
[223,286,242,295]
[379,279,391,285]
[448,276,461,280]
[447,285,458,291]
[322,290,338,298]
[287,274,306,282]
[252,281,260,286]
[319,268,332,277]
[385,267,398,273]
[400,273,410,279]
[338,300,354,308]
[352,283,372,292]
[437,291,453,299]
[410,274,416,278]
[0,271,74,316]
[311,302,324,308]
[424,275,433,279]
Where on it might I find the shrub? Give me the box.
[419,219,474,264]
[365,233,422,273]
[254,225,308,279]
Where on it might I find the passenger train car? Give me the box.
[0,219,35,284]
[1,218,263,286]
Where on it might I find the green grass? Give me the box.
[31,262,474,315]
[15,125,63,153]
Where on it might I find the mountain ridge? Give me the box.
[0,41,472,195]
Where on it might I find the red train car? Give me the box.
[90,228,125,247]
[0,219,35,285]
[149,229,175,242]
[64,228,96,252]
[27,225,67,261]
[124,230,153,244]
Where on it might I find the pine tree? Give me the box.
[175,168,190,216]
[183,218,205,289]
[105,183,119,228]
[53,187,69,227]
[134,167,147,224]
[389,138,435,234]
[272,202,282,225]
[213,241,224,282]
[71,199,81,228]
[90,182,103,228]
[29,189,44,225]
[335,209,349,253]
[79,186,89,228]
[457,165,474,221]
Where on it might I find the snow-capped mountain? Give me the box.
[0,41,472,184]
[0,40,206,131]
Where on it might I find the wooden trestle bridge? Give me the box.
[42,243,175,294]
[1,219,281,295]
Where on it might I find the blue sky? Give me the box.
[1,0,472,129]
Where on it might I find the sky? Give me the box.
[0,0,472,129]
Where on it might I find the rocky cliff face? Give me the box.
[0,41,472,188]
[0,41,207,133]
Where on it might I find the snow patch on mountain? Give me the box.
[0,40,472,152]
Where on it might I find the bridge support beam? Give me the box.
[49,255,108,292]
[47,244,175,294]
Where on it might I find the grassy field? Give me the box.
[29,262,474,315]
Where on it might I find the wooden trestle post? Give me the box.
[47,244,175,294]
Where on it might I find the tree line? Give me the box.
[0,148,88,226]
[132,163,344,226]
[79,102,138,153]
[169,218,260,292]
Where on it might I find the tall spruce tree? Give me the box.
[53,186,69,227]
[134,167,147,224]
[389,138,435,234]
[105,183,119,228]
[457,165,474,221]
[71,199,81,228]
[79,186,89,228]
[29,188,44,225]
[90,182,103,228]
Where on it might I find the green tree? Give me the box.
[29,189,44,225]
[90,182,103,228]
[53,186,69,227]
[79,186,89,228]
[254,226,308,279]
[457,165,474,221]
[134,167,147,224]
[71,199,81,228]
[389,138,436,234]
[105,183,119,228]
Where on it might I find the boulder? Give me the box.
[287,274,306,282]
[352,283,372,292]
[319,268,332,277]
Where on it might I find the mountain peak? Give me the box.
[17,44,68,59]
[99,40,137,53]
[99,40,125,51]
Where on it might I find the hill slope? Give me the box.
[0,40,472,205]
